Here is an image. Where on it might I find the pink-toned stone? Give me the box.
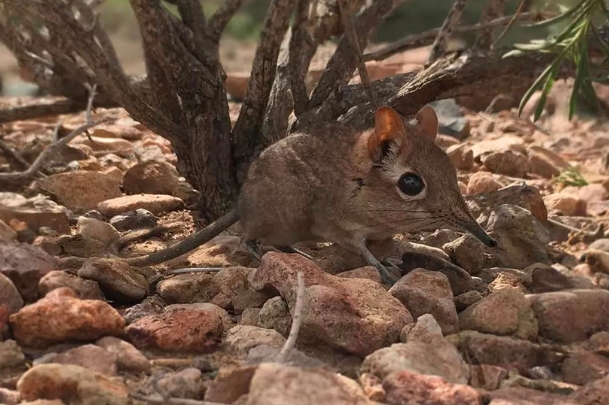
[9,287,124,348]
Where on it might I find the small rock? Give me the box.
[459,288,538,340]
[122,295,165,324]
[481,150,530,178]
[467,172,503,195]
[402,314,444,343]
[0,339,26,369]
[240,308,260,326]
[361,317,469,384]
[489,387,579,405]
[258,297,291,336]
[17,364,130,405]
[399,252,474,295]
[0,272,24,313]
[337,266,382,283]
[389,269,458,335]
[223,325,286,355]
[0,388,20,405]
[528,289,609,343]
[447,331,550,370]
[9,288,125,348]
[96,336,151,373]
[157,272,215,303]
[247,363,371,405]
[383,370,482,405]
[251,252,412,357]
[544,192,586,216]
[526,263,593,292]
[153,368,206,399]
[38,270,104,300]
[204,366,256,403]
[486,204,551,269]
[589,238,609,252]
[123,161,180,195]
[570,374,609,404]
[469,364,508,390]
[109,209,158,231]
[447,144,474,171]
[561,352,609,385]
[0,192,70,234]
[97,194,184,217]
[37,171,122,212]
[527,146,570,179]
[443,233,487,275]
[0,242,58,302]
[0,219,17,241]
[585,249,609,275]
[488,271,527,293]
[454,290,483,311]
[126,306,223,352]
[77,217,120,246]
[78,258,149,303]
[211,266,268,312]
[49,344,117,375]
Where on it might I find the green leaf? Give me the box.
[502,49,525,58]
[518,56,562,119]
[522,0,588,29]
[535,64,560,122]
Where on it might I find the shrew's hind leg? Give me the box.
[275,245,314,260]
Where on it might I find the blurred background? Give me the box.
[0,0,557,96]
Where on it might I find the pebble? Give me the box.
[489,387,579,405]
[336,266,382,283]
[570,374,609,404]
[37,170,122,212]
[46,344,117,375]
[0,219,17,241]
[459,288,538,340]
[544,192,586,216]
[383,370,482,405]
[151,368,205,399]
[389,269,458,335]
[258,296,291,336]
[9,287,125,348]
[486,204,552,269]
[454,290,483,311]
[469,364,508,390]
[0,192,70,234]
[223,325,286,355]
[443,233,487,275]
[561,352,609,385]
[38,270,104,300]
[361,316,469,384]
[481,150,530,177]
[126,306,224,352]
[446,144,474,171]
[251,252,412,357]
[204,366,257,403]
[17,364,130,405]
[0,339,26,370]
[122,160,180,195]
[0,242,58,302]
[246,363,371,405]
[467,171,503,195]
[76,216,120,246]
[527,146,569,179]
[528,289,609,343]
[399,252,474,295]
[0,272,24,313]
[97,194,184,217]
[78,258,149,303]
[0,388,21,405]
[96,336,151,373]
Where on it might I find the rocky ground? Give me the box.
[2,49,609,405]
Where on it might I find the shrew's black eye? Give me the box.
[398,173,425,196]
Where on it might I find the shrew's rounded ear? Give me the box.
[367,106,411,163]
[415,105,439,142]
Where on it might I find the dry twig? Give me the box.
[0,84,110,185]
[472,0,506,51]
[337,0,378,108]
[277,271,306,364]
[426,0,469,65]
[364,12,538,62]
